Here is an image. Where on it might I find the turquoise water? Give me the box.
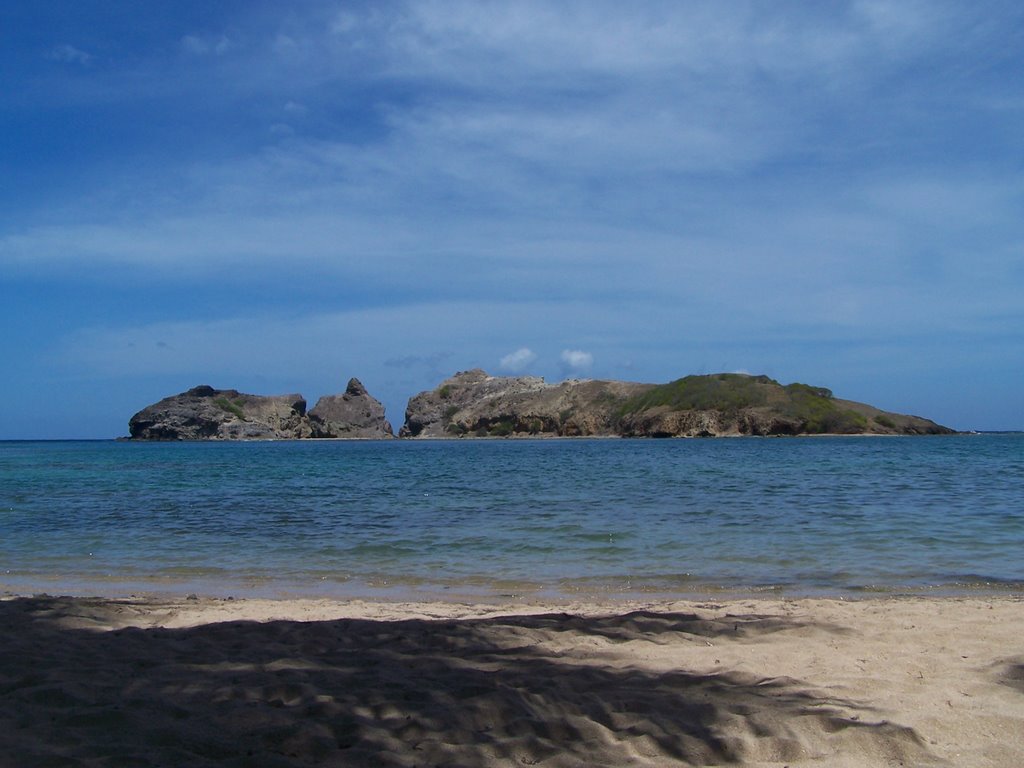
[1,436,1022,598]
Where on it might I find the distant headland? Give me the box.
[127,370,954,440]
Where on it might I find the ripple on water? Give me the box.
[1,435,1022,598]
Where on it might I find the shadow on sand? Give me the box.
[0,597,936,767]
[1001,660,1024,694]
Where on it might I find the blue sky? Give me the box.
[2,1,1022,438]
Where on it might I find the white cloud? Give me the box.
[499,347,537,372]
[560,349,593,373]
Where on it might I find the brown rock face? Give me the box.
[308,378,394,439]
[399,369,650,438]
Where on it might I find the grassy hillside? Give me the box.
[619,373,869,434]
[620,373,772,412]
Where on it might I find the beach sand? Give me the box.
[1,594,1022,767]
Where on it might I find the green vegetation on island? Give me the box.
[616,374,870,435]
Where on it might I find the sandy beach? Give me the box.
[1,594,1022,767]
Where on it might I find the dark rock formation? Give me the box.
[308,378,394,439]
[400,371,954,438]
[128,386,312,440]
[129,380,393,440]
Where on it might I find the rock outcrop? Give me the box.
[128,386,312,440]
[400,371,954,438]
[308,378,393,439]
[399,369,649,438]
[129,381,394,440]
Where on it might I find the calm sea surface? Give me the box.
[1,435,1022,599]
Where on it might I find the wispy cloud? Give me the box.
[181,34,233,57]
[383,352,452,370]
[47,44,94,65]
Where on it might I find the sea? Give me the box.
[1,435,1022,600]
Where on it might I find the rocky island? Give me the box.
[400,370,953,438]
[128,379,392,440]
[128,370,953,439]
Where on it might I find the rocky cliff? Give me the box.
[129,380,393,440]
[400,370,954,438]
[308,378,393,439]
[399,369,646,438]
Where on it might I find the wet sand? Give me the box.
[2,594,1022,766]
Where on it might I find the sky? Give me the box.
[1,0,1022,438]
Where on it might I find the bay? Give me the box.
[1,435,1022,598]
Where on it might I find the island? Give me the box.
[400,370,953,438]
[128,370,953,440]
